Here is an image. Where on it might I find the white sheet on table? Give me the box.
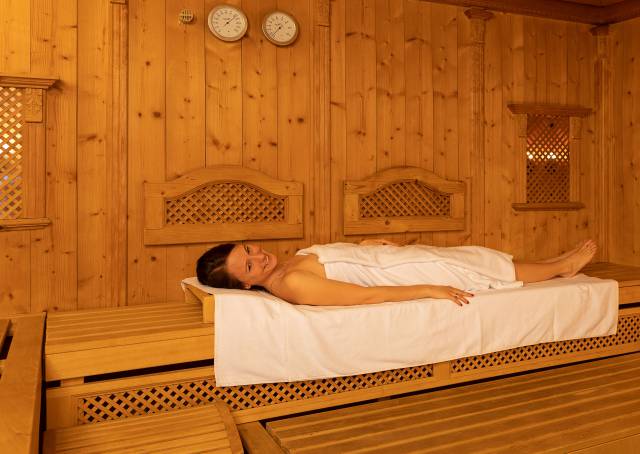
[182,274,618,387]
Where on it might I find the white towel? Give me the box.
[182,274,618,386]
[297,243,523,290]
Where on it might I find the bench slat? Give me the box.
[46,306,203,331]
[267,352,640,453]
[45,404,242,454]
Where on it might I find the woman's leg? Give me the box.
[514,240,597,283]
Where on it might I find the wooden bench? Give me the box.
[45,302,214,429]
[43,401,243,454]
[46,263,640,431]
[0,313,46,454]
[266,351,640,453]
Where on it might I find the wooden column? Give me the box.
[591,25,611,261]
[463,8,493,245]
[312,0,331,244]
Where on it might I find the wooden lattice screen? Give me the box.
[0,75,56,231]
[526,115,570,204]
[0,87,24,219]
[359,181,451,219]
[165,182,286,225]
[344,167,465,235]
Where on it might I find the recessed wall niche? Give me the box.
[508,104,592,212]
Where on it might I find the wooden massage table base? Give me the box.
[45,262,640,431]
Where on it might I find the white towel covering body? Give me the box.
[296,243,522,291]
[183,272,618,386]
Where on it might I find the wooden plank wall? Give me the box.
[0,0,626,314]
[610,17,640,266]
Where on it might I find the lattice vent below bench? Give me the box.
[75,364,434,425]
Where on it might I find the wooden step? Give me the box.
[43,402,243,454]
[267,352,640,453]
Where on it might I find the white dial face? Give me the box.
[208,5,248,42]
[262,11,298,46]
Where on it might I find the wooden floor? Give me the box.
[266,352,640,453]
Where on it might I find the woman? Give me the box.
[196,239,597,307]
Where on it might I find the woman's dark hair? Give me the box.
[196,243,244,289]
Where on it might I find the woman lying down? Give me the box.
[196,239,597,307]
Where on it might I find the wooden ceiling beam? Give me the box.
[422,0,640,24]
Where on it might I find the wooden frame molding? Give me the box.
[144,166,304,245]
[343,167,466,235]
[421,0,640,25]
[0,218,52,232]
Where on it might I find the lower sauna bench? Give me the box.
[265,351,640,454]
[42,402,243,454]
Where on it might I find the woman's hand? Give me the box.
[427,285,474,306]
[359,238,399,246]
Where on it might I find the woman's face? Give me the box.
[226,243,278,288]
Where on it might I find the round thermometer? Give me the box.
[208,4,248,42]
[261,10,299,46]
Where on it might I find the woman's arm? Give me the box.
[273,271,473,307]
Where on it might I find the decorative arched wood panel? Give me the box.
[144,166,303,245]
[343,167,466,235]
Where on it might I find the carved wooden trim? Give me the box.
[314,0,330,27]
[593,25,612,261]
[507,103,592,117]
[0,218,52,232]
[343,167,466,235]
[512,202,585,212]
[144,166,304,245]
[0,75,57,89]
[421,0,640,25]
[463,9,492,244]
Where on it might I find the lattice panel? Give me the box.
[359,180,451,218]
[75,364,433,425]
[0,87,24,219]
[526,114,570,204]
[451,313,640,374]
[165,182,286,225]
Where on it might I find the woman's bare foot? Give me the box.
[559,240,597,278]
[538,240,588,264]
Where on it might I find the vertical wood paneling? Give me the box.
[0,232,30,314]
[483,12,507,252]
[45,0,78,311]
[28,0,55,314]
[3,0,629,313]
[330,0,347,242]
[165,0,206,302]
[376,0,405,169]
[242,0,278,175]
[128,0,167,305]
[276,0,312,257]
[0,0,30,73]
[612,18,640,264]
[77,0,109,307]
[346,0,376,182]
[431,4,458,247]
[205,0,243,166]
